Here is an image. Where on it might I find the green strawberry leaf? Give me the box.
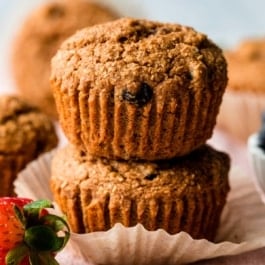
[29,251,60,265]
[39,253,60,265]
[14,205,26,228]
[41,213,70,232]
[24,200,53,211]
[28,251,39,265]
[5,243,28,265]
[25,225,64,252]
[23,200,54,219]
[41,214,70,251]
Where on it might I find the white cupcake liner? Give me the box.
[217,90,265,142]
[14,150,265,265]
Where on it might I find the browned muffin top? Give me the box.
[51,17,227,100]
[0,95,58,154]
[52,144,230,198]
[225,38,265,92]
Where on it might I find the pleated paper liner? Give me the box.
[14,150,265,265]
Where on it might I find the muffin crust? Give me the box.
[51,144,230,240]
[51,17,228,160]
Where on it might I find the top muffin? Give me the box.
[12,0,118,119]
[51,18,227,160]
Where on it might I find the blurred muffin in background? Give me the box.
[217,37,265,142]
[0,95,58,196]
[11,0,118,119]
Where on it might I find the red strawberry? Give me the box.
[0,197,70,265]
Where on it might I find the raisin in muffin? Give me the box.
[51,17,228,160]
[12,0,118,119]
[0,95,58,196]
[50,144,230,241]
[217,38,265,142]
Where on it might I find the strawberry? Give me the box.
[0,197,70,265]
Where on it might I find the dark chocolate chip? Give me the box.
[118,36,128,43]
[121,82,153,107]
[144,173,157,180]
[186,71,193,81]
[79,150,87,157]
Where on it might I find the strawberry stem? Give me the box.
[29,251,59,265]
[5,243,28,265]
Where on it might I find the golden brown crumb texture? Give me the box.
[0,95,58,196]
[51,17,228,160]
[51,144,230,240]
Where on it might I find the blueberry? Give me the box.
[258,112,265,151]
[121,82,153,107]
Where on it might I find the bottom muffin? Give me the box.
[50,144,230,241]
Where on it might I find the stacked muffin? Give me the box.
[50,18,230,241]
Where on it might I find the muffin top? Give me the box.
[225,38,265,92]
[51,17,227,102]
[0,95,58,154]
[52,144,230,199]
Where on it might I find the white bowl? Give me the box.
[248,133,265,201]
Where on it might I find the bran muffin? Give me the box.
[0,95,58,196]
[50,144,230,241]
[51,17,228,160]
[12,0,118,119]
[217,38,265,142]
